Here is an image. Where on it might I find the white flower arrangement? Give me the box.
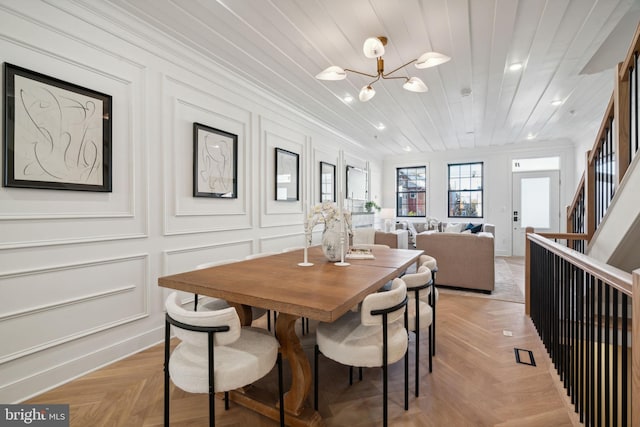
[305,201,353,244]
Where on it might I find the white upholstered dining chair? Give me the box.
[419,254,439,356]
[314,278,409,427]
[164,292,284,427]
[400,266,434,397]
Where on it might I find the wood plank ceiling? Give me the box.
[100,0,639,156]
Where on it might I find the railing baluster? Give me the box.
[604,284,610,427]
[612,289,618,426]
[621,294,628,426]
[596,279,602,427]
[527,237,633,427]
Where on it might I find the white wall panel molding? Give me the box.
[0,14,148,247]
[161,75,252,235]
[0,254,149,364]
[260,116,307,228]
[163,239,253,276]
[258,232,307,254]
[0,325,163,404]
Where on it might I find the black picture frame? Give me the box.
[275,147,299,201]
[320,161,336,202]
[346,165,367,200]
[3,63,112,192]
[193,122,238,198]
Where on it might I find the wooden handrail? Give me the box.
[587,94,615,165]
[537,232,588,241]
[527,232,632,296]
[619,20,640,81]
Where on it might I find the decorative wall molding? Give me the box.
[161,75,253,235]
[0,254,149,364]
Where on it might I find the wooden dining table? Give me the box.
[158,245,423,426]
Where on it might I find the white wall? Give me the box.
[383,141,576,256]
[0,1,381,402]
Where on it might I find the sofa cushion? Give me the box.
[444,223,464,233]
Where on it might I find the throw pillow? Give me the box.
[464,222,474,231]
[461,229,472,234]
[444,223,464,233]
[470,223,483,233]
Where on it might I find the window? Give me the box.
[448,162,483,218]
[396,166,426,217]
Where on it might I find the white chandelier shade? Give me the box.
[415,51,451,69]
[363,37,386,58]
[359,85,376,102]
[316,65,347,81]
[316,36,449,102]
[402,77,428,93]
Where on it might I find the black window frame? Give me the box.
[447,162,484,219]
[396,166,427,217]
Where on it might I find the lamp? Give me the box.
[379,208,396,232]
[316,36,451,102]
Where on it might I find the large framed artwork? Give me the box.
[320,161,335,202]
[193,123,238,198]
[275,147,299,201]
[3,63,112,192]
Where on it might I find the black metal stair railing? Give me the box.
[528,234,633,426]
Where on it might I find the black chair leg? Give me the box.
[359,367,363,381]
[314,345,319,411]
[224,392,229,410]
[349,366,353,385]
[164,321,170,427]
[277,352,285,427]
[429,326,433,373]
[194,293,199,311]
[415,328,420,397]
[267,310,271,331]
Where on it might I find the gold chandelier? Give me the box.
[316,36,451,102]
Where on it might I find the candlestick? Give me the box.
[298,229,314,267]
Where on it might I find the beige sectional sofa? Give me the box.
[415,228,495,292]
[352,228,409,249]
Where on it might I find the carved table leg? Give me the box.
[275,313,311,415]
[229,302,253,326]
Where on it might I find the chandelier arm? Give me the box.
[382,58,418,78]
[380,75,410,82]
[366,74,382,86]
[344,68,380,79]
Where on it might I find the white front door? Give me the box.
[512,170,560,256]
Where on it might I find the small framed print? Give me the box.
[275,147,299,201]
[193,123,238,198]
[320,161,336,202]
[3,63,112,191]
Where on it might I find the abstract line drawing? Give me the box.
[193,123,238,198]
[3,63,112,192]
[275,147,299,201]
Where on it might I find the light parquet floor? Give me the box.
[27,259,580,427]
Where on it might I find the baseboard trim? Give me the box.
[1,326,164,404]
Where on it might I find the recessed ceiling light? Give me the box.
[403,146,412,152]
[343,94,354,103]
[376,123,386,130]
[509,63,523,71]
[551,99,563,106]
[526,133,536,140]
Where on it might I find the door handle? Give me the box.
[513,210,518,222]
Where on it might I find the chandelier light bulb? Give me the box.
[359,85,376,102]
[403,77,428,92]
